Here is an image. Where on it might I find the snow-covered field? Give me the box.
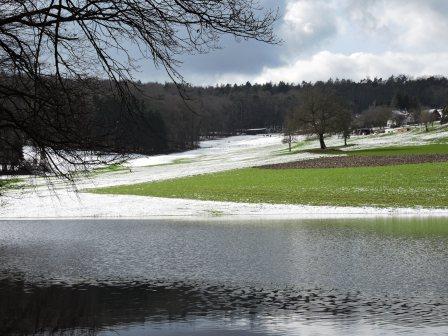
[1,127,448,220]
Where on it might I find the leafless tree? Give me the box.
[356,105,391,129]
[420,111,430,132]
[0,0,278,177]
[333,103,352,146]
[287,88,348,150]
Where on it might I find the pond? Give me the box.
[0,218,447,335]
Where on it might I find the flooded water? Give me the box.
[0,218,447,335]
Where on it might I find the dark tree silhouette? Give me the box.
[356,105,392,128]
[287,88,348,150]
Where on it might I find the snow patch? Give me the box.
[2,129,448,219]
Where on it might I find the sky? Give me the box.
[136,0,448,85]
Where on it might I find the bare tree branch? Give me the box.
[0,0,278,177]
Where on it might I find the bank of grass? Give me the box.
[433,137,448,144]
[143,157,196,168]
[279,143,448,157]
[300,144,448,157]
[0,178,23,190]
[172,158,194,164]
[346,144,448,156]
[276,141,306,155]
[90,162,448,208]
[91,163,129,175]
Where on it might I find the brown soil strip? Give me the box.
[260,154,448,169]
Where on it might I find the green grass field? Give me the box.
[279,142,448,156]
[345,144,448,156]
[91,162,448,208]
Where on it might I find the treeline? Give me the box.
[132,75,448,144]
[191,75,448,133]
[1,75,448,173]
[128,75,446,138]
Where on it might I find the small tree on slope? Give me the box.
[287,88,350,150]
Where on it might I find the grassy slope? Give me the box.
[91,163,128,175]
[299,144,448,156]
[347,144,448,156]
[0,178,23,191]
[279,142,448,156]
[90,143,448,208]
[91,162,448,208]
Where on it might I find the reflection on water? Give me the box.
[1,276,447,336]
[0,218,448,335]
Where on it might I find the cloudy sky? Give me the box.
[137,0,448,85]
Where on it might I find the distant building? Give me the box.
[353,128,373,135]
[243,128,268,135]
[386,109,414,128]
[427,108,443,121]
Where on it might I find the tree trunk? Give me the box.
[319,133,326,149]
[288,134,292,152]
[344,135,347,146]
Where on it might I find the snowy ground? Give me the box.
[2,126,448,220]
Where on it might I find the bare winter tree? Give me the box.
[356,105,392,129]
[287,88,348,150]
[0,0,278,177]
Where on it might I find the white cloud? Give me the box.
[279,0,338,54]
[253,51,448,83]
[243,0,448,84]
[134,0,448,85]
[345,0,448,51]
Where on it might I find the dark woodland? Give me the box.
[2,75,448,173]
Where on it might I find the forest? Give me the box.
[98,74,448,152]
[1,75,448,173]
